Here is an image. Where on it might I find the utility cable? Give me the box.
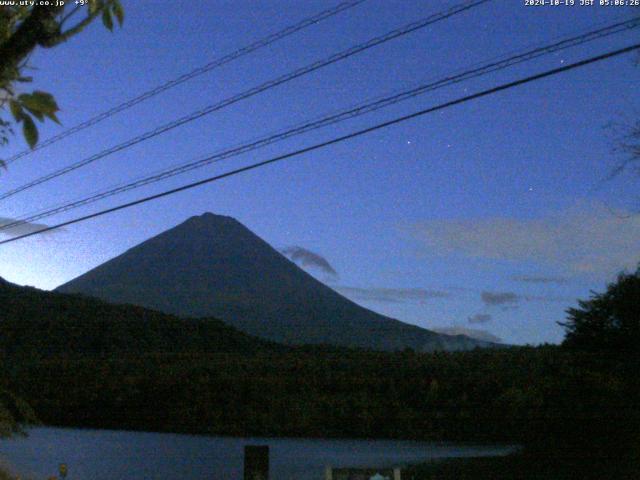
[1,15,637,232]
[3,0,369,165]
[0,0,489,201]
[1,42,637,245]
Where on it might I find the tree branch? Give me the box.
[49,7,103,46]
[0,6,63,76]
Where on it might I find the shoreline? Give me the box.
[29,422,520,447]
[0,427,517,479]
[14,424,520,451]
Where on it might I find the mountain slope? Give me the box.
[57,213,493,352]
[0,276,278,357]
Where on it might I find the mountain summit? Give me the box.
[57,213,492,351]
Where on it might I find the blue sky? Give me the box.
[1,0,639,345]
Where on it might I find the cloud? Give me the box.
[468,313,493,323]
[512,275,569,285]
[432,326,503,344]
[0,217,55,238]
[336,286,450,304]
[280,246,338,278]
[481,291,519,306]
[439,284,567,301]
[407,201,640,276]
[480,290,571,308]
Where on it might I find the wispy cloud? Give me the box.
[336,286,450,304]
[0,217,55,238]
[432,326,503,344]
[512,275,569,285]
[481,292,519,306]
[280,246,338,278]
[407,201,640,276]
[481,290,571,308]
[468,313,493,323]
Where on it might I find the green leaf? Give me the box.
[102,8,113,31]
[9,100,23,122]
[44,111,61,125]
[18,91,58,114]
[88,0,102,15]
[24,107,45,122]
[17,91,60,124]
[31,91,58,109]
[112,0,124,26]
[22,115,38,149]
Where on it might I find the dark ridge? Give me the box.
[0,278,280,357]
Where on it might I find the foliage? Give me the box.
[554,268,640,471]
[561,266,640,365]
[0,275,638,477]
[0,277,562,442]
[0,387,37,438]
[4,346,567,442]
[0,0,123,153]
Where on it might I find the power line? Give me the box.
[1,15,637,233]
[0,0,490,202]
[2,42,638,246]
[3,0,368,165]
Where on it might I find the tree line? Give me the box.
[0,268,638,477]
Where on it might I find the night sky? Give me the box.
[1,0,639,345]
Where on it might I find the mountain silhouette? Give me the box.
[0,275,279,357]
[57,213,493,351]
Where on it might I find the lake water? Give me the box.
[0,427,516,479]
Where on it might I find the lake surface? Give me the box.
[0,427,516,479]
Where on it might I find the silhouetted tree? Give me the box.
[561,266,640,371]
[556,266,640,471]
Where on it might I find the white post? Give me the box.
[393,467,401,480]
